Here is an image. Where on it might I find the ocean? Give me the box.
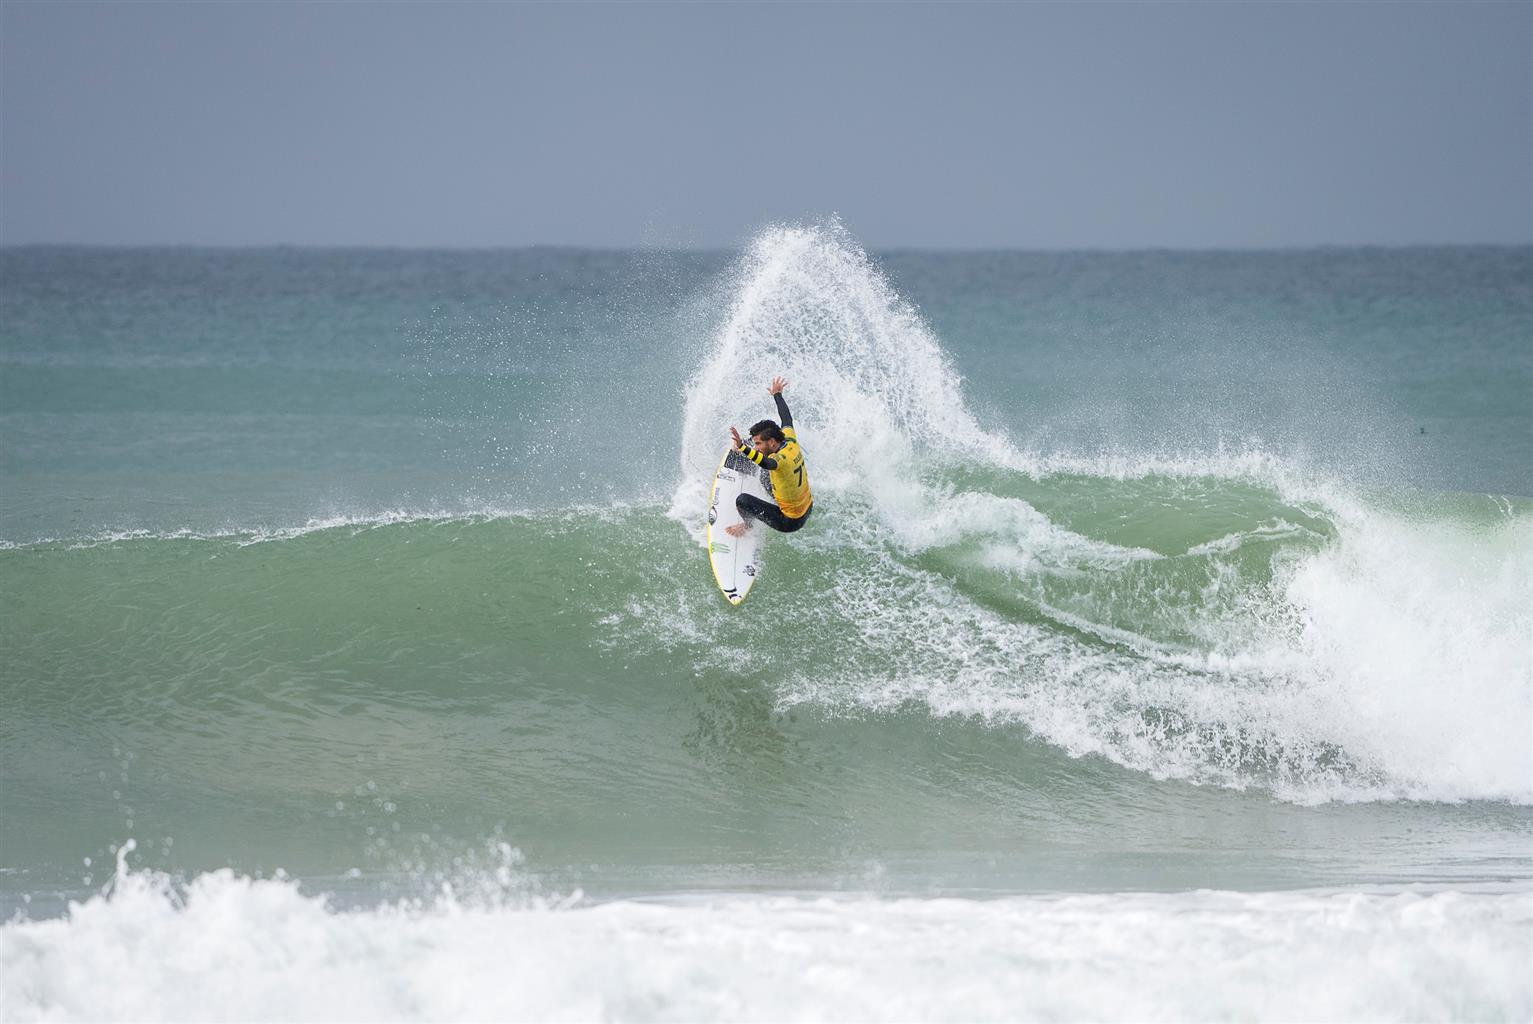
[1,224,1530,1021]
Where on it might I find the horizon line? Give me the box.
[3,240,1530,255]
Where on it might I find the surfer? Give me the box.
[725,376,813,536]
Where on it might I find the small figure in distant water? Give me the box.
[725,376,813,536]
[1420,426,1428,434]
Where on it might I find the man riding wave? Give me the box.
[726,376,812,536]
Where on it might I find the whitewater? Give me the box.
[2,228,1530,1020]
[673,226,1531,805]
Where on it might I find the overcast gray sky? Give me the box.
[1,1,1528,248]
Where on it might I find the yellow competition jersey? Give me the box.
[743,427,812,519]
[769,428,812,518]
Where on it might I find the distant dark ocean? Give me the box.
[2,227,1529,1021]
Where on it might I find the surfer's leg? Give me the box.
[730,494,770,534]
[735,493,787,532]
[735,494,806,534]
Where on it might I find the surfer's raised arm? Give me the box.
[768,376,793,428]
[730,378,796,470]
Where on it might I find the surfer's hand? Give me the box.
[730,426,744,448]
[768,377,787,395]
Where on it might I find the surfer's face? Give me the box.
[751,434,781,454]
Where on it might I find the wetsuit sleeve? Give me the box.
[737,444,779,470]
[773,393,793,429]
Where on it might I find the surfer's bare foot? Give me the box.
[725,522,750,537]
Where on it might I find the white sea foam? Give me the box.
[673,222,1533,804]
[2,861,1528,1023]
[1272,505,1533,802]
[1183,518,1320,556]
[0,501,653,551]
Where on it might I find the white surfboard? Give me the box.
[707,448,772,604]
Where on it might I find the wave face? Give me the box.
[2,234,1531,940]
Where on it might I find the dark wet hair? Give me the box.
[748,420,785,444]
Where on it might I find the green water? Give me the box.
[1,230,1529,918]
